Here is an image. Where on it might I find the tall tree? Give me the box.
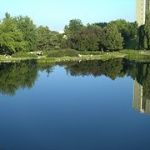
[36,26,52,50]
[102,24,123,51]
[110,20,138,49]
[75,25,102,51]
[0,13,26,54]
[64,19,84,35]
[64,19,84,49]
[144,12,150,50]
[15,16,37,51]
[36,26,62,50]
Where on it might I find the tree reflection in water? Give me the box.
[1,59,150,115]
[0,60,54,95]
[61,59,150,114]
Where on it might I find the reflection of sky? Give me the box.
[0,0,135,31]
[1,66,150,150]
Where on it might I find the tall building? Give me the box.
[133,80,150,114]
[133,80,144,113]
[136,0,146,26]
[136,0,150,26]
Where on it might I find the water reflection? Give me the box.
[61,59,126,79]
[1,59,150,115]
[133,80,150,114]
[0,60,54,95]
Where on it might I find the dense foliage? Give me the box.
[109,20,138,49]
[36,26,62,50]
[0,13,26,54]
[138,12,150,50]
[0,13,143,54]
[0,13,61,54]
[64,19,125,51]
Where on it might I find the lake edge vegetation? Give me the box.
[0,13,150,63]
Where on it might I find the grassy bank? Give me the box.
[0,49,150,63]
[120,50,150,61]
[0,50,126,63]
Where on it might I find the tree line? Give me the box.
[64,19,137,51]
[0,13,143,54]
[0,13,62,54]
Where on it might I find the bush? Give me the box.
[46,49,79,57]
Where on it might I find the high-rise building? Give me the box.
[133,80,144,113]
[133,80,150,114]
[136,0,150,26]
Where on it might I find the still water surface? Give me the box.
[0,59,150,150]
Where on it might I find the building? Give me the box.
[136,0,150,26]
[133,80,150,114]
[136,0,146,26]
[133,80,144,113]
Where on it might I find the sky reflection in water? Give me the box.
[0,59,150,150]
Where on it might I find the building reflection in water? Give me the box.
[133,80,150,114]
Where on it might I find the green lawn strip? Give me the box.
[1,50,150,63]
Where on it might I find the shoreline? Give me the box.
[0,50,150,64]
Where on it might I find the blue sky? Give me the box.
[0,0,135,31]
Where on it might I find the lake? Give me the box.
[0,59,150,150]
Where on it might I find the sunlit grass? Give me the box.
[0,49,150,63]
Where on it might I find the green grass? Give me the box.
[0,49,150,63]
[120,49,150,61]
[43,49,107,58]
[44,49,79,57]
[12,51,38,58]
[37,51,126,63]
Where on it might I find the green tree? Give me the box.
[93,22,108,28]
[144,12,150,50]
[0,13,26,54]
[102,24,123,51]
[49,31,62,49]
[75,25,102,51]
[15,16,37,51]
[110,20,138,49]
[36,26,62,50]
[64,20,104,51]
[64,19,84,49]
[36,26,52,50]
[138,25,145,49]
[64,19,84,35]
